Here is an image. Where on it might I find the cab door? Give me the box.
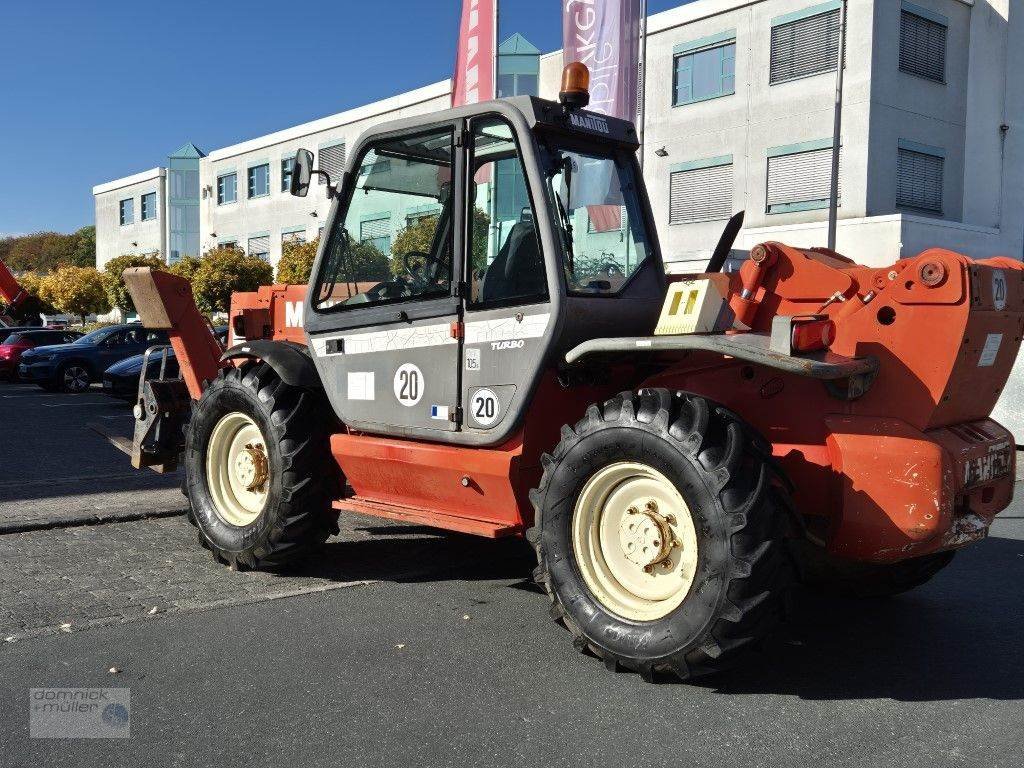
[304,122,466,438]
[459,115,553,443]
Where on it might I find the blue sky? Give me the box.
[0,0,688,236]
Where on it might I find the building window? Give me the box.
[281,158,293,193]
[282,230,306,250]
[140,192,157,222]
[669,157,734,224]
[769,5,842,84]
[219,239,238,250]
[497,72,539,97]
[673,34,735,106]
[247,234,270,261]
[119,198,134,226]
[248,164,270,198]
[318,141,346,186]
[766,141,841,214]
[899,3,947,83]
[897,141,944,214]
[217,173,237,205]
[360,215,391,255]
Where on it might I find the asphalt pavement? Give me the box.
[2,382,1023,767]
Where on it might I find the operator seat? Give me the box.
[480,221,546,304]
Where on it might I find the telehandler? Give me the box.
[116,64,1022,681]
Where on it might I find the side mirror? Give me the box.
[289,149,313,198]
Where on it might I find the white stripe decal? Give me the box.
[312,322,454,357]
[465,313,550,344]
[311,312,550,357]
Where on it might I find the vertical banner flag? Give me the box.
[562,0,642,121]
[563,0,642,231]
[452,0,497,108]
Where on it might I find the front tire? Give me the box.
[184,361,336,570]
[530,389,793,681]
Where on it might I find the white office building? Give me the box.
[89,0,1024,428]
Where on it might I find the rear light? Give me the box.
[0,347,9,359]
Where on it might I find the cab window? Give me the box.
[313,127,455,311]
[544,146,651,295]
[468,117,546,308]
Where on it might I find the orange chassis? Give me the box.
[131,242,1022,565]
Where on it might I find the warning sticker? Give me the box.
[979,333,1003,367]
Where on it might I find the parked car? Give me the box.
[0,329,83,380]
[18,324,169,393]
[102,327,228,400]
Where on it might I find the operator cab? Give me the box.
[295,67,665,446]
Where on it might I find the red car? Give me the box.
[0,329,82,380]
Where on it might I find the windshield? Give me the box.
[543,146,651,295]
[75,328,112,345]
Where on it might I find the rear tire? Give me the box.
[530,389,793,682]
[184,361,336,570]
[58,363,91,393]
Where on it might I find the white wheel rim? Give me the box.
[572,462,699,622]
[205,412,270,527]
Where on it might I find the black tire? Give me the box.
[529,389,793,682]
[57,362,91,393]
[184,361,337,570]
[795,544,955,598]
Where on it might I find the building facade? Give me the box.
[93,167,167,267]
[89,0,1024,431]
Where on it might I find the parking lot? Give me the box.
[2,382,1024,767]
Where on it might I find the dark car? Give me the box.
[18,324,170,393]
[102,327,228,400]
[0,329,83,380]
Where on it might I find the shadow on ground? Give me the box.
[278,526,1024,702]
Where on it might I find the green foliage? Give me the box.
[192,246,274,313]
[277,238,319,284]
[469,207,490,273]
[101,253,165,315]
[71,226,96,267]
[167,255,202,282]
[387,208,489,279]
[0,228,96,273]
[345,240,391,282]
[38,266,109,324]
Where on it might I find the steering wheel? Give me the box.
[403,250,444,281]
[401,249,442,276]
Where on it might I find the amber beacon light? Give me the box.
[559,62,590,109]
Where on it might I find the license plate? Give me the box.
[964,444,1013,487]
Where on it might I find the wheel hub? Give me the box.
[205,412,270,527]
[235,443,269,492]
[571,462,700,622]
[618,500,679,572]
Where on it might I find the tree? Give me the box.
[277,238,319,285]
[389,209,490,278]
[38,266,109,324]
[71,226,96,268]
[101,253,165,316]
[167,255,202,282]
[345,240,390,282]
[192,246,274,313]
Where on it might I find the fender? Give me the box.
[221,340,321,390]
